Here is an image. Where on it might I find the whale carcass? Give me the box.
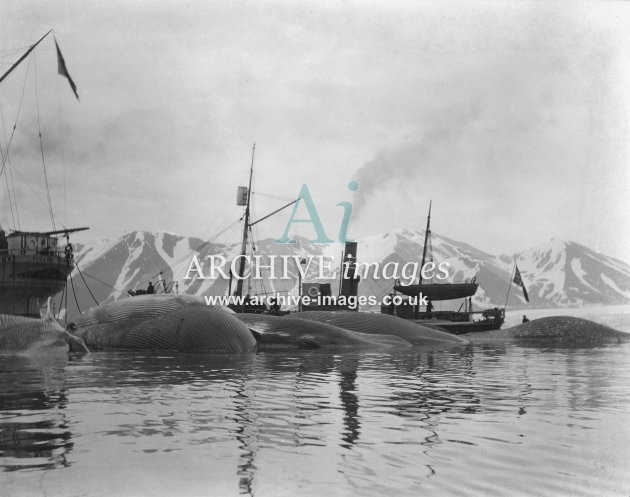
[0,312,88,356]
[72,295,256,353]
[238,313,411,350]
[466,316,629,346]
[293,311,468,347]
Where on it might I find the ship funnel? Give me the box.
[340,242,360,299]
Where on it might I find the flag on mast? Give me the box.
[55,38,79,101]
[512,265,530,302]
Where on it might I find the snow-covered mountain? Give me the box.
[360,229,630,309]
[506,238,630,307]
[64,231,326,318]
[358,228,533,309]
[62,229,630,318]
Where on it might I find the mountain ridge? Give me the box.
[62,228,630,318]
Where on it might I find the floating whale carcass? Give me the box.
[465,316,630,346]
[292,311,469,348]
[72,295,256,353]
[238,313,412,350]
[0,312,88,356]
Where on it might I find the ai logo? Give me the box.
[275,181,358,244]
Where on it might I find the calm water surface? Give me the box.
[1,309,629,497]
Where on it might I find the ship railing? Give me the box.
[0,248,71,260]
[416,308,503,323]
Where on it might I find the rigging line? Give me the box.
[9,165,20,229]
[199,197,238,230]
[0,45,34,58]
[0,47,32,60]
[75,260,100,306]
[0,30,51,85]
[373,281,389,301]
[206,208,241,241]
[57,278,66,321]
[0,56,31,179]
[366,268,389,300]
[76,270,116,290]
[0,104,21,230]
[249,197,300,228]
[57,259,70,322]
[249,223,265,296]
[146,245,170,281]
[244,224,256,296]
[194,218,241,253]
[0,100,7,154]
[172,219,241,272]
[70,271,82,314]
[211,221,241,247]
[0,124,15,228]
[64,269,69,323]
[33,52,56,230]
[55,68,68,224]
[131,218,244,290]
[7,164,57,214]
[363,275,379,299]
[2,169,17,228]
[251,191,295,202]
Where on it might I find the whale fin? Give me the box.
[42,297,65,331]
[65,330,90,353]
[249,328,263,341]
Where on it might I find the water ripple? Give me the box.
[1,341,629,496]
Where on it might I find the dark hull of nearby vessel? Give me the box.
[383,307,505,335]
[0,254,71,317]
[417,319,503,335]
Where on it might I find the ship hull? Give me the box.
[416,319,503,335]
[382,307,505,335]
[0,254,71,317]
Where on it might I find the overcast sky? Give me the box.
[1,1,629,261]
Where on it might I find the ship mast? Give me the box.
[1,30,53,182]
[235,143,255,297]
[0,30,52,85]
[419,200,432,285]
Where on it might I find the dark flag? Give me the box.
[513,265,530,302]
[55,39,79,101]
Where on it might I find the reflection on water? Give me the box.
[1,341,629,496]
[339,356,360,449]
[0,356,73,472]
